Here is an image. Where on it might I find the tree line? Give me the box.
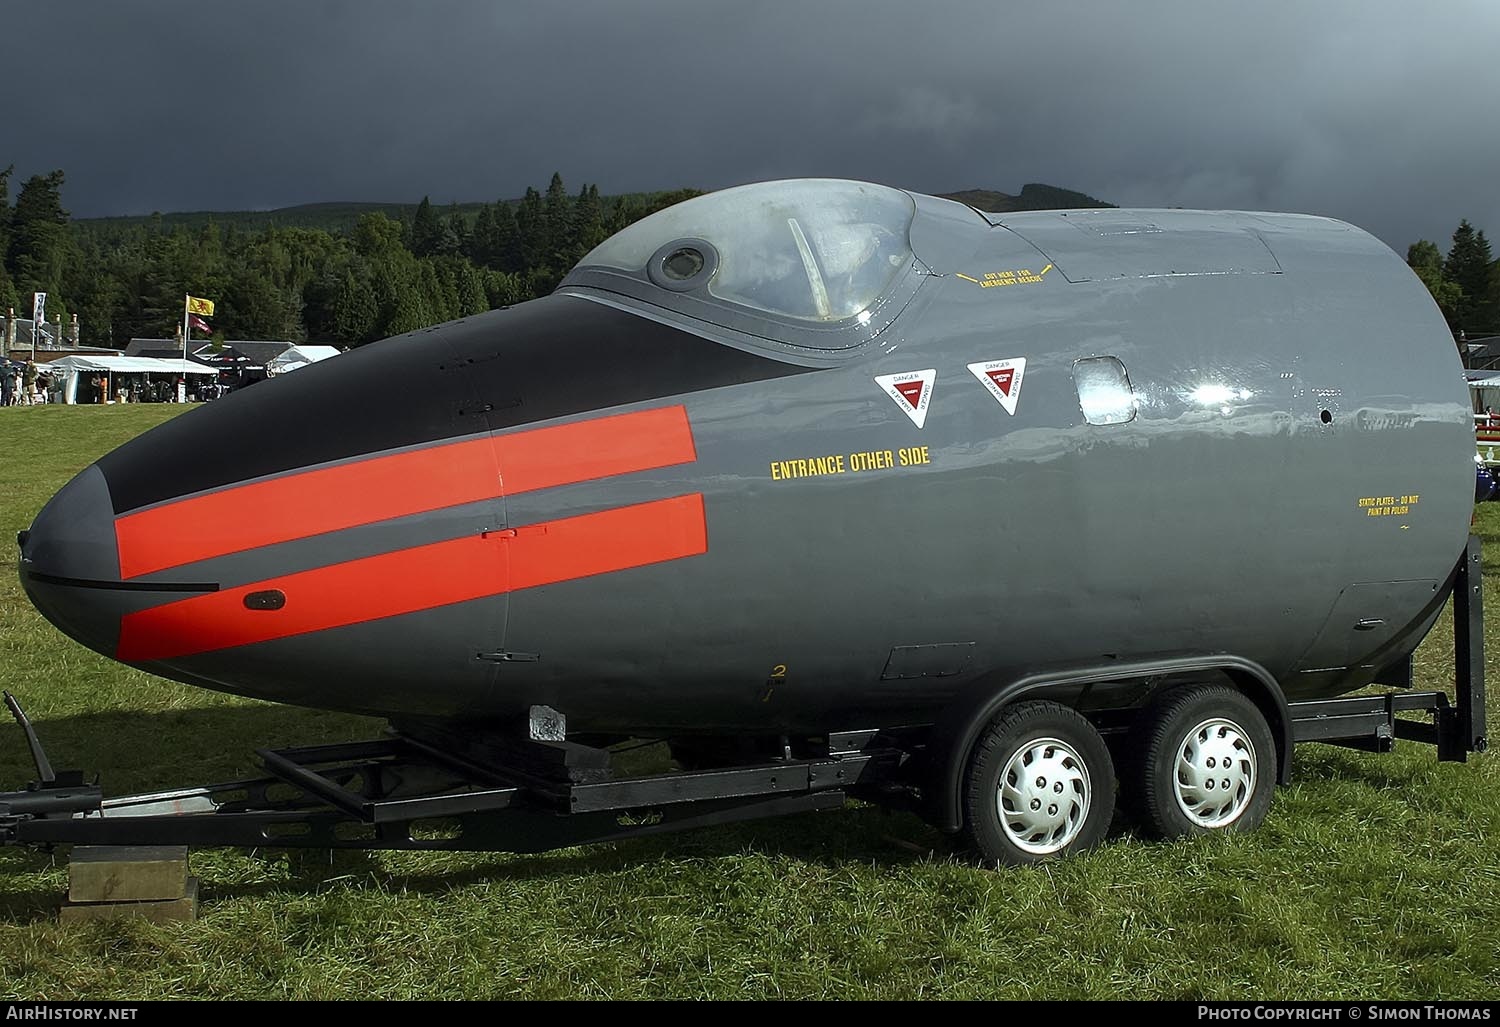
[1,162,1494,351]
[0,166,700,348]
[1407,220,1499,343]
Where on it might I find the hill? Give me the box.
[76,201,490,239]
[73,191,684,238]
[74,183,1114,236]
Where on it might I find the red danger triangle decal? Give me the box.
[967,357,1026,415]
[874,369,937,429]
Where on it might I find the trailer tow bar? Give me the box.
[1,693,103,842]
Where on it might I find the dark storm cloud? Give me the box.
[8,0,1497,250]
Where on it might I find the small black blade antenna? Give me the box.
[4,691,56,784]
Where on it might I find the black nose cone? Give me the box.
[21,464,120,581]
[18,463,128,658]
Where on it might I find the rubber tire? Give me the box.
[962,701,1116,866]
[1128,685,1276,840]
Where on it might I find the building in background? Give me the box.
[4,311,120,363]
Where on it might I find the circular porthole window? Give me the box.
[662,247,704,280]
[647,238,718,292]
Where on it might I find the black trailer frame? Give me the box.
[1286,534,1487,761]
[0,716,907,853]
[0,538,1488,856]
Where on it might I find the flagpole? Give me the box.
[182,294,190,366]
[181,293,190,401]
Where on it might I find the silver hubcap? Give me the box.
[998,736,1091,855]
[1173,717,1257,828]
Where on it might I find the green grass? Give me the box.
[1,404,1498,999]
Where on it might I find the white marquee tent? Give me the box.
[46,354,217,404]
[266,345,342,375]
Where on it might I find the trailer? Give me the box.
[3,539,1486,865]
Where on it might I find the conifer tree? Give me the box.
[469,206,497,266]
[573,183,605,262]
[1445,221,1492,298]
[422,260,455,323]
[488,201,521,272]
[435,206,467,258]
[386,280,429,335]
[457,264,487,317]
[408,196,441,257]
[0,165,12,278]
[484,270,521,308]
[543,172,573,267]
[1445,220,1494,332]
[470,201,522,272]
[515,187,545,269]
[0,163,13,316]
[9,170,72,303]
[331,269,377,344]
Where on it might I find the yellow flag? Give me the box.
[186,296,215,317]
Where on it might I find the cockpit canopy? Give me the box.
[561,179,921,352]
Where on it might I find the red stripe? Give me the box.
[115,405,697,579]
[116,494,707,663]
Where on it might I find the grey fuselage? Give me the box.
[19,183,1473,736]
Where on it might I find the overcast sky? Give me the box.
[8,1,1497,252]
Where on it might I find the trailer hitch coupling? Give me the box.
[1,691,102,833]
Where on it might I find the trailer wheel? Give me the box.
[962,701,1115,865]
[1130,685,1274,839]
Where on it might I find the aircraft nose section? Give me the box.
[20,464,120,582]
[18,463,133,658]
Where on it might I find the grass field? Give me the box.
[1,404,1497,1000]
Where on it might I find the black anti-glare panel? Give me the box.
[98,295,817,514]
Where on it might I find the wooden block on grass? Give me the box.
[61,878,199,924]
[68,845,190,903]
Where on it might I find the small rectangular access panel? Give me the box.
[881,643,975,681]
[992,211,1282,282]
